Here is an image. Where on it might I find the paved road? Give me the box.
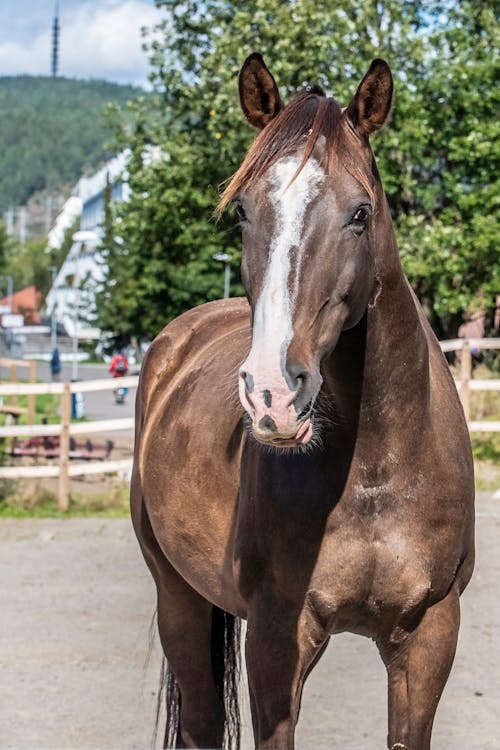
[35,362,137,423]
[0,492,498,749]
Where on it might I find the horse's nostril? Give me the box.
[258,415,277,433]
[285,358,310,393]
[240,370,255,393]
[289,371,308,393]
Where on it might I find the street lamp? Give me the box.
[49,265,58,350]
[212,252,231,299]
[70,230,98,380]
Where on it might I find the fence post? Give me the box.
[9,364,17,407]
[58,383,71,512]
[27,360,36,425]
[460,339,472,423]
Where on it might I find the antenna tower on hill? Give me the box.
[51,2,60,77]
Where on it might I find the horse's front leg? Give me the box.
[245,589,328,749]
[378,588,461,750]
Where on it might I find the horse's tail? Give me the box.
[211,606,242,750]
[159,606,242,750]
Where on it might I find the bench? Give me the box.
[0,405,28,422]
[11,437,114,461]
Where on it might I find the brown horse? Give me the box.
[131,54,475,750]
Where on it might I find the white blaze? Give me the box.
[247,155,324,390]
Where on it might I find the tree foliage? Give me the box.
[97,0,499,343]
[396,2,499,335]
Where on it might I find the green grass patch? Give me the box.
[468,365,500,489]
[0,480,130,518]
[471,432,500,463]
[0,391,60,427]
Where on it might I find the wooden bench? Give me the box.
[0,405,28,422]
[11,437,114,461]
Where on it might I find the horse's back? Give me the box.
[132,298,251,609]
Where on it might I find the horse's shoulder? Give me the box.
[138,298,250,403]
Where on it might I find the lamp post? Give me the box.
[212,252,231,299]
[70,230,98,381]
[49,265,57,350]
[71,257,80,381]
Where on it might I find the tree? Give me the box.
[395,1,499,337]
[0,221,14,272]
[97,0,499,343]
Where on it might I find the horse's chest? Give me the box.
[308,526,434,636]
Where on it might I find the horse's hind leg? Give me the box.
[132,500,225,748]
[156,578,225,748]
[378,588,460,750]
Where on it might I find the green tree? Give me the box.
[97,0,499,343]
[396,1,499,337]
[0,221,15,271]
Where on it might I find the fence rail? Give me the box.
[0,376,139,510]
[0,458,133,479]
[446,338,500,427]
[0,339,498,510]
[0,374,138,397]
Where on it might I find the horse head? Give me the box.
[220,54,393,449]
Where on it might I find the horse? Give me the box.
[131,53,475,750]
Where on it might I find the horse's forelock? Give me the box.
[217,92,376,216]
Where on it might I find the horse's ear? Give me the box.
[239,53,283,129]
[346,59,393,137]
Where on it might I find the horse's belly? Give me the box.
[141,418,245,610]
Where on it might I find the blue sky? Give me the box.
[0,0,164,86]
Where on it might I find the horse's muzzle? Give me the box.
[238,367,318,448]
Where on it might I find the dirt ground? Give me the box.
[1,491,499,750]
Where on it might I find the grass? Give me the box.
[0,377,126,518]
[0,479,130,518]
[471,432,500,492]
[467,365,500,489]
[0,391,60,427]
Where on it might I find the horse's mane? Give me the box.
[217,89,375,215]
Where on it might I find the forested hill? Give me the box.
[0,76,141,212]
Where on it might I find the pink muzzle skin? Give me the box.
[238,375,314,448]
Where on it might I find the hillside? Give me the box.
[0,76,142,213]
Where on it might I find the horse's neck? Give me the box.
[323,208,430,434]
[367,198,431,394]
[364,268,430,415]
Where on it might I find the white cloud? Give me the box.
[0,0,164,86]
[0,36,49,77]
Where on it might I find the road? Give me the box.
[0,491,498,749]
[35,362,137,423]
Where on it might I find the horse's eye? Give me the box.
[350,205,371,234]
[234,202,247,224]
[352,206,370,224]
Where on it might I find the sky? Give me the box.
[0,0,165,87]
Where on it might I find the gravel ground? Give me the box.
[1,491,498,750]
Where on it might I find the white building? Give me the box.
[45,152,130,339]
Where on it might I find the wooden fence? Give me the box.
[0,338,498,511]
[441,338,500,431]
[0,375,138,511]
[0,357,37,425]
